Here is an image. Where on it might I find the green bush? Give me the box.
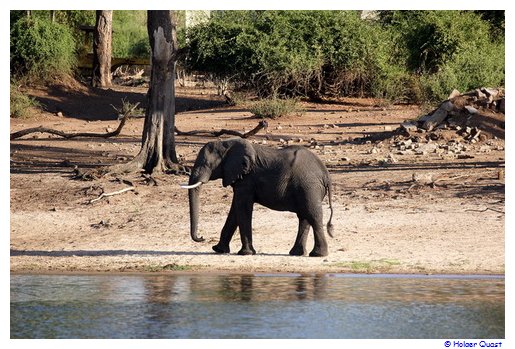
[382,10,505,102]
[10,16,77,81]
[10,82,40,118]
[112,10,150,58]
[184,10,504,104]
[185,11,409,101]
[249,98,304,119]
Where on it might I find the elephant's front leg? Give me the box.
[212,200,238,254]
[289,218,310,256]
[235,193,256,255]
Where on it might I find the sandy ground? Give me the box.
[9,83,505,275]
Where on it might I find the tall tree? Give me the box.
[110,10,181,174]
[92,10,113,87]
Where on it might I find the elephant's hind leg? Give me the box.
[289,218,310,256]
[306,206,328,257]
[235,196,256,255]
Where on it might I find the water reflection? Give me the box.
[11,273,504,339]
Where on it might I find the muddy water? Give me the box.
[10,273,504,339]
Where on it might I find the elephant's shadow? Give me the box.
[10,249,290,257]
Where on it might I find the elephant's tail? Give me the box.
[326,182,334,238]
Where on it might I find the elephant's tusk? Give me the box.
[180,181,202,189]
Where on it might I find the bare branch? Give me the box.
[175,120,268,138]
[10,102,140,141]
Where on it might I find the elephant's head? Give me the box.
[180,139,256,242]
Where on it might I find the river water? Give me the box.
[10,273,504,339]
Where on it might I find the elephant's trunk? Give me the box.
[188,184,205,242]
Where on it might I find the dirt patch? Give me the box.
[10,82,505,274]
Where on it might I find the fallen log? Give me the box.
[421,100,455,131]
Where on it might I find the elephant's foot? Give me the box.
[237,247,256,255]
[309,248,328,257]
[213,244,230,254]
[289,245,306,256]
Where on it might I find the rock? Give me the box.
[399,138,412,147]
[481,87,500,99]
[457,154,475,159]
[464,105,479,114]
[418,143,438,153]
[448,89,461,99]
[56,111,63,117]
[475,89,487,99]
[400,122,418,132]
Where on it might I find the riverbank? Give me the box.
[10,84,505,275]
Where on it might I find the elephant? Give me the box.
[180,138,334,257]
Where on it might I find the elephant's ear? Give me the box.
[221,140,256,187]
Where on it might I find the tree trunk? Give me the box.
[108,10,180,175]
[92,10,113,88]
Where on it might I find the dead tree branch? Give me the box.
[10,102,140,141]
[175,120,268,138]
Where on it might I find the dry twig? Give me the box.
[88,186,135,204]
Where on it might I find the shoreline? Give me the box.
[10,269,506,278]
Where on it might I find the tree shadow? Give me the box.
[10,142,124,174]
[328,160,505,174]
[28,83,227,121]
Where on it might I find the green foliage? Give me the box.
[112,10,150,58]
[184,10,504,103]
[10,16,76,81]
[10,10,150,85]
[249,98,304,119]
[10,82,40,118]
[380,10,505,102]
[185,11,412,100]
